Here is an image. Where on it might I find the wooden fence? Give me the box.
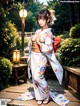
[18,32,35,37]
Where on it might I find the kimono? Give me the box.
[28,28,63,100]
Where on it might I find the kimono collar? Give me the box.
[39,28,52,34]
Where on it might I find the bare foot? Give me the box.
[36,100,42,105]
[43,97,50,104]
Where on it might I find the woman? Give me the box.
[28,9,63,105]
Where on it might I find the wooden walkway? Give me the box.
[0,79,80,106]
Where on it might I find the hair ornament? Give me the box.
[49,9,57,25]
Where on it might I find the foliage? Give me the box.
[47,1,80,34]
[0,0,14,15]
[0,57,12,90]
[25,1,44,31]
[24,37,29,47]
[17,37,28,50]
[58,38,80,67]
[28,1,44,17]
[59,31,69,39]
[47,1,70,34]
[7,1,44,31]
[7,3,21,31]
[1,0,80,34]
[69,24,80,38]
[25,11,36,32]
[0,21,20,57]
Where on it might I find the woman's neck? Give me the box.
[42,24,48,30]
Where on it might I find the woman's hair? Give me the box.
[36,9,52,25]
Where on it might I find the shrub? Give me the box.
[58,38,80,67]
[0,21,20,57]
[59,31,69,39]
[0,57,12,90]
[16,37,28,52]
[69,24,80,38]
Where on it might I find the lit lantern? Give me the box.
[19,7,27,56]
[19,8,27,18]
[13,50,20,64]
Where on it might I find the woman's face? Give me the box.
[38,18,47,27]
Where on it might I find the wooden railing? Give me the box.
[18,32,35,37]
[63,66,80,93]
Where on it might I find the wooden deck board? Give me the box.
[66,96,80,102]
[64,92,80,100]
[7,100,59,106]
[7,100,80,106]
[0,92,20,99]
[0,80,80,106]
[2,87,29,93]
[67,102,80,106]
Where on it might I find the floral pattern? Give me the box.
[28,28,63,100]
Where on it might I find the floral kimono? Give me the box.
[28,28,63,100]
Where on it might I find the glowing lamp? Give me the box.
[19,7,27,56]
[19,9,27,18]
[13,50,20,64]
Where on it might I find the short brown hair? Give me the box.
[36,9,51,25]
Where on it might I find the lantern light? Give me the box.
[19,7,27,56]
[13,50,20,64]
[19,9,27,18]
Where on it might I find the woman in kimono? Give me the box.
[28,9,63,105]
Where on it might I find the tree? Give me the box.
[69,3,75,26]
[47,1,70,34]
[25,11,36,31]
[7,0,44,31]
[47,0,80,34]
[0,0,20,57]
[27,1,44,31]
[0,21,20,57]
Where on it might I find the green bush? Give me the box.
[0,21,20,57]
[24,37,29,47]
[59,31,69,39]
[69,24,80,38]
[58,38,80,67]
[16,37,28,51]
[0,57,12,90]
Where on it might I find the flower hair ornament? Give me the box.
[49,9,57,25]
